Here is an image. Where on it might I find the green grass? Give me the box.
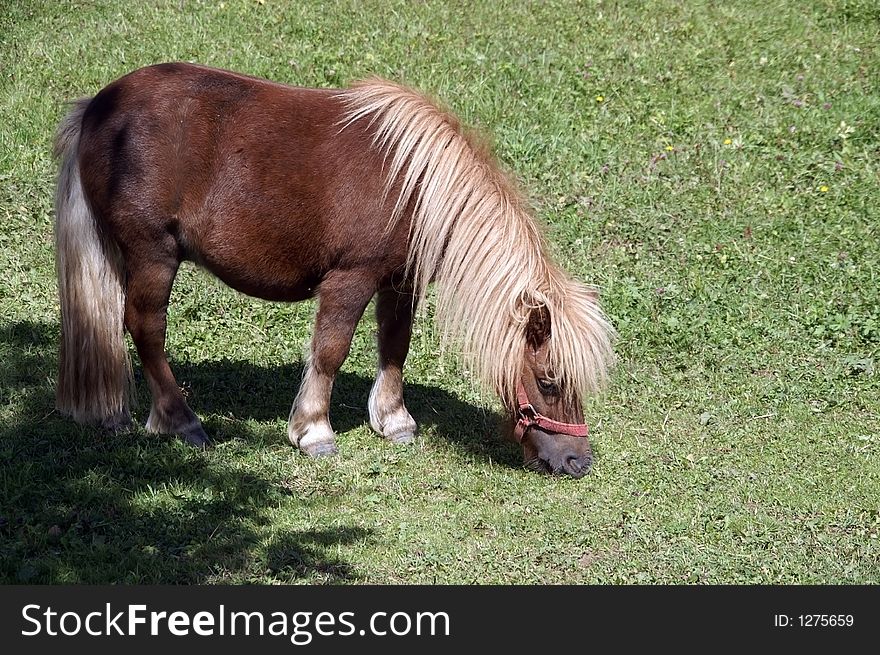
[1,0,878,584]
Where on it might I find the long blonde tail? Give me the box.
[54,99,132,426]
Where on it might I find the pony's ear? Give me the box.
[525,305,551,349]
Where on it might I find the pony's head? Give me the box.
[503,279,614,478]
[514,304,593,477]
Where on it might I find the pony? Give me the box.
[53,63,615,477]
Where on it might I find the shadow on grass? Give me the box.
[172,357,518,468]
[0,320,518,584]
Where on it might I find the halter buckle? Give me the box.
[518,403,538,421]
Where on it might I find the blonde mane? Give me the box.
[339,78,615,407]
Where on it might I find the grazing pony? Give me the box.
[53,63,614,477]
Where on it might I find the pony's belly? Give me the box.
[194,257,322,303]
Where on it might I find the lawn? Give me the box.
[0,0,878,584]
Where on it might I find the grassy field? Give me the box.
[1,0,878,584]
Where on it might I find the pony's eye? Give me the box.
[536,378,558,395]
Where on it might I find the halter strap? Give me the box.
[513,379,589,443]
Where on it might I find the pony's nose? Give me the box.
[562,453,593,478]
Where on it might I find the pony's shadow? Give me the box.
[0,320,525,585]
[171,358,521,469]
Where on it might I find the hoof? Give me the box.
[100,412,133,433]
[301,441,338,458]
[387,431,415,445]
[183,434,210,448]
[181,425,211,449]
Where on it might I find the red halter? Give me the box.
[513,379,590,443]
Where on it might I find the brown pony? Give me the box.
[53,63,615,477]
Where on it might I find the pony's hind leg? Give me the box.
[125,259,209,447]
[289,271,376,457]
[368,287,417,444]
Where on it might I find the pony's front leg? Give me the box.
[288,272,375,457]
[368,287,417,444]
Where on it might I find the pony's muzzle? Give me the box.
[562,451,593,478]
[523,428,594,478]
